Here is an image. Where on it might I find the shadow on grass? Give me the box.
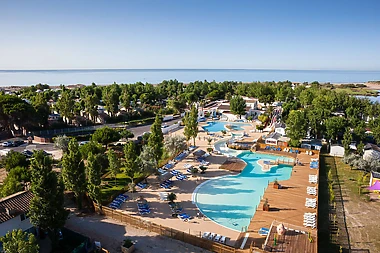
[318,154,338,253]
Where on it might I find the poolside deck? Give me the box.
[244,152,319,252]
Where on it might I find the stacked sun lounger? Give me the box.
[310,160,319,169]
[307,186,317,195]
[176,173,187,180]
[170,170,180,176]
[303,213,317,228]
[137,202,151,214]
[202,232,227,243]
[109,194,129,209]
[163,163,174,170]
[160,179,173,189]
[174,151,189,162]
[305,198,317,208]
[137,182,148,189]
[178,213,192,221]
[309,175,318,184]
[159,192,169,201]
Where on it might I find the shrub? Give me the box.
[123,238,134,248]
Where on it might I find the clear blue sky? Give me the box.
[1,0,380,70]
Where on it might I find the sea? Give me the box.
[0,69,380,87]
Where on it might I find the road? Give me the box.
[0,118,181,154]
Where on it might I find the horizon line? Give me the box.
[0,68,380,72]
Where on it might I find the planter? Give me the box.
[121,244,135,253]
[273,184,279,189]
[263,204,270,211]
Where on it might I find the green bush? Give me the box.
[123,238,133,248]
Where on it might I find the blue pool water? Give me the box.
[193,152,293,231]
[202,121,251,132]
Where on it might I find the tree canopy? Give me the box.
[230,95,246,118]
[148,115,164,165]
[0,229,39,253]
[91,127,120,147]
[184,104,198,146]
[28,150,68,241]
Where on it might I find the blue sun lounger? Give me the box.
[258,227,269,236]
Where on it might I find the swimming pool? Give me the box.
[202,121,251,132]
[193,151,293,231]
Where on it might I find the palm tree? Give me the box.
[167,193,177,204]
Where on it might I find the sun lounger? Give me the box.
[219,236,226,244]
[202,232,210,239]
[258,227,269,236]
[208,233,216,240]
[214,234,222,241]
[183,163,193,169]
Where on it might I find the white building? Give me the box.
[329,144,345,157]
[274,122,286,136]
[265,132,282,146]
[0,191,35,239]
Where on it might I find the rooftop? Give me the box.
[266,132,282,140]
[0,191,33,223]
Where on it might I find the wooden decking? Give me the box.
[245,152,319,252]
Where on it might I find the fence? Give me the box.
[96,205,260,253]
[257,143,320,156]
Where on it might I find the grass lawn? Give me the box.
[101,173,131,203]
[332,87,378,96]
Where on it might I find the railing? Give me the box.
[95,205,262,253]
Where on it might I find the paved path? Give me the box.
[65,213,211,253]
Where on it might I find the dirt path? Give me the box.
[340,183,380,252]
[65,213,211,253]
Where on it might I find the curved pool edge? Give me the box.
[191,174,245,232]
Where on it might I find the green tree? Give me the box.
[325,116,347,141]
[86,152,102,208]
[230,95,246,119]
[342,128,353,153]
[102,85,120,117]
[167,192,177,203]
[373,125,380,144]
[0,174,23,197]
[2,151,29,172]
[148,115,164,165]
[92,126,120,148]
[79,141,105,159]
[32,92,50,127]
[61,139,86,209]
[138,145,157,178]
[285,110,307,147]
[164,135,186,156]
[28,150,68,245]
[0,94,36,131]
[357,142,365,156]
[53,135,70,153]
[56,90,74,124]
[0,229,39,253]
[107,149,120,184]
[184,104,199,146]
[124,141,138,172]
[120,129,134,140]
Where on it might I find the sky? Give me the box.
[1,0,380,70]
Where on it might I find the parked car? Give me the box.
[79,141,90,146]
[13,140,25,147]
[2,141,13,147]
[22,150,34,158]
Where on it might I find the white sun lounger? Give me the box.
[202,232,210,239]
[208,233,216,240]
[214,234,222,241]
[219,236,226,244]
